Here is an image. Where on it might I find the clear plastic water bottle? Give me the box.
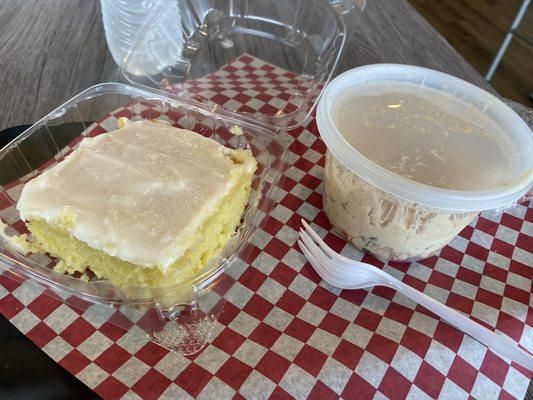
[100,0,182,74]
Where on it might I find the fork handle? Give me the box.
[384,276,533,370]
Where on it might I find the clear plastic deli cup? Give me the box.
[317,64,533,261]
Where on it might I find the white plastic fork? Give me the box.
[298,220,533,371]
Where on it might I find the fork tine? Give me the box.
[301,219,355,264]
[297,239,335,284]
[300,228,365,281]
[299,227,335,268]
[298,239,362,290]
[301,219,340,260]
[297,239,323,272]
[300,226,357,277]
[301,220,377,279]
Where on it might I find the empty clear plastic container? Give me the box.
[124,0,365,129]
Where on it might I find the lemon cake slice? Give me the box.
[16,119,257,287]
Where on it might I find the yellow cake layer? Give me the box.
[27,166,253,288]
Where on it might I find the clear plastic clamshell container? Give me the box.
[123,0,365,130]
[0,83,284,353]
[0,0,365,353]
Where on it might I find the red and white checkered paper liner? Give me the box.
[1,55,532,400]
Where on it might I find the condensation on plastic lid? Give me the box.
[317,64,533,212]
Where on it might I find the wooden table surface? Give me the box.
[0,0,495,132]
[1,1,530,399]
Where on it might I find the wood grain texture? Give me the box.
[0,0,121,131]
[0,0,495,132]
[409,0,533,106]
[341,0,495,93]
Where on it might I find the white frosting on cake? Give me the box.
[17,120,254,270]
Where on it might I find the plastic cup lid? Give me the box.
[317,64,533,212]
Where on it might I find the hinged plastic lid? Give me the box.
[122,0,365,131]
